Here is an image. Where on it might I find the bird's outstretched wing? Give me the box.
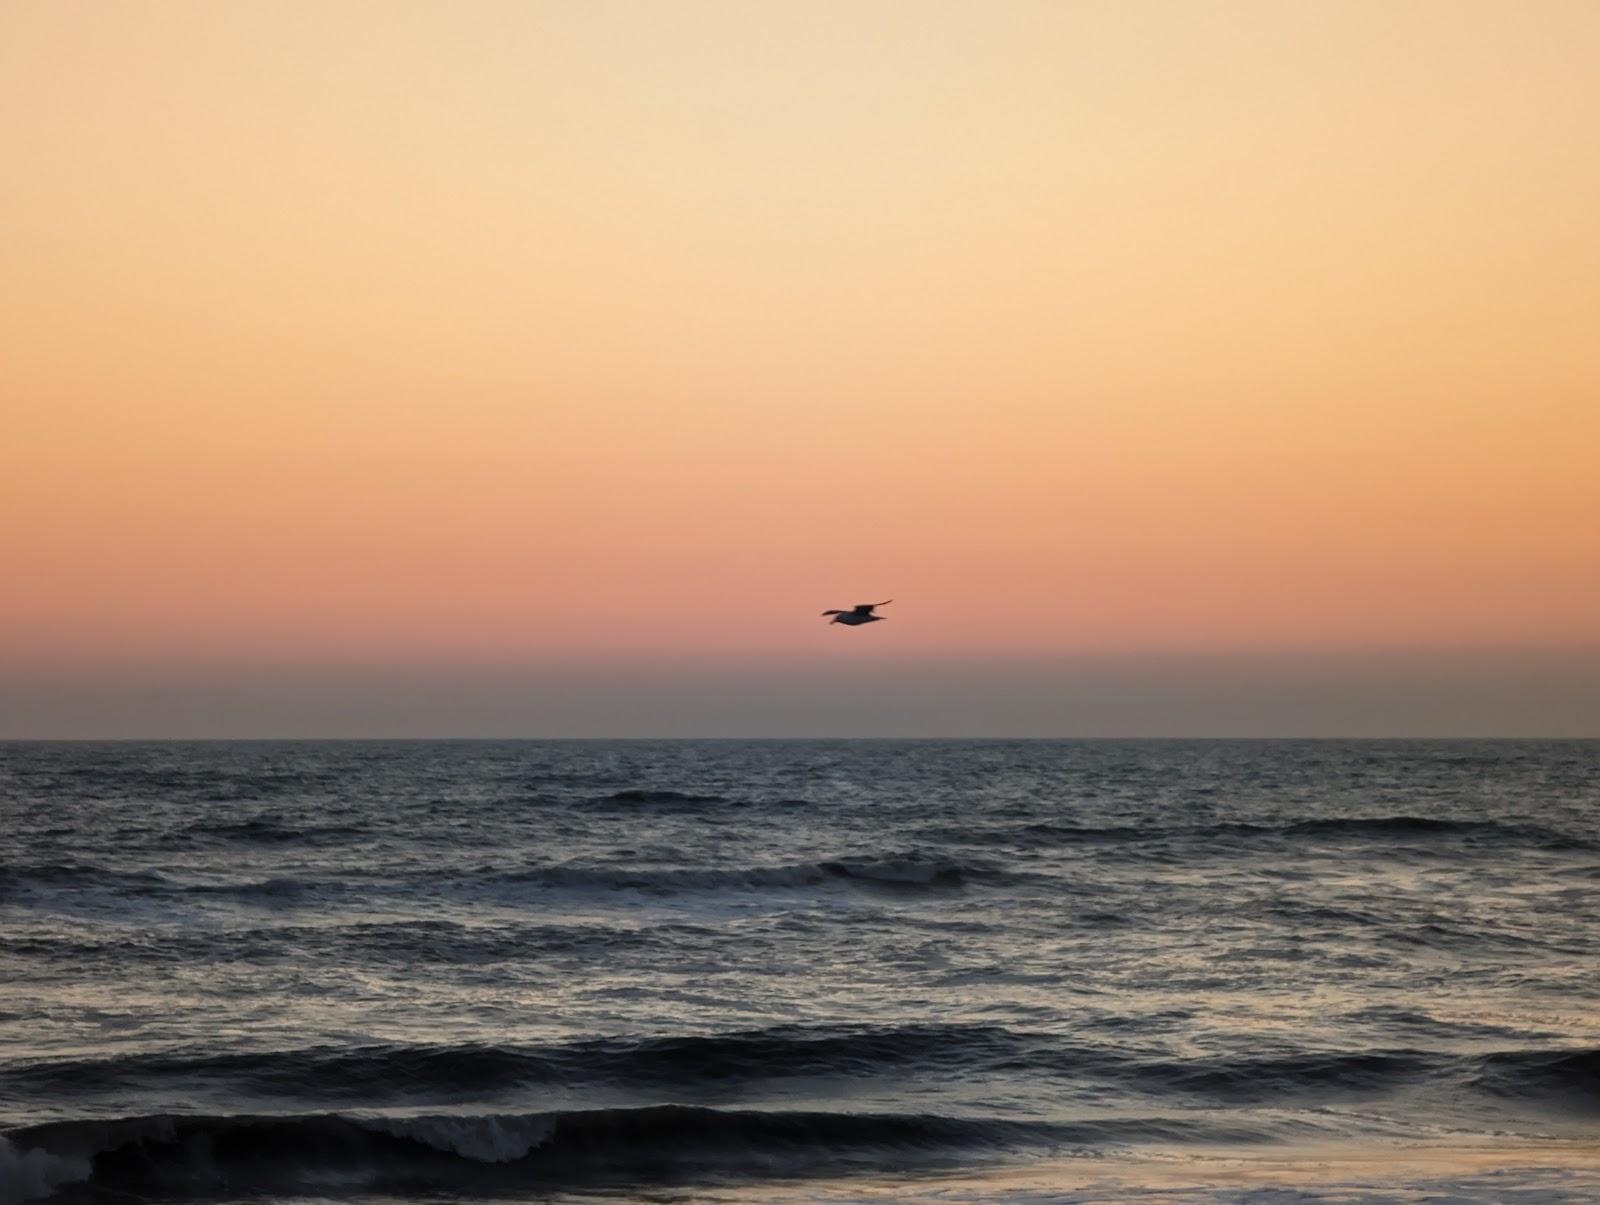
[821,609,846,616]
[852,600,892,615]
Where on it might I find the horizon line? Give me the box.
[4,734,1596,743]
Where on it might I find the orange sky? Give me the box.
[4,1,1598,697]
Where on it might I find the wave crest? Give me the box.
[3,1105,1248,1198]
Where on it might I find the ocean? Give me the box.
[2,739,1597,1202]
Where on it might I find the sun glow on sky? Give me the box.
[3,1,1598,734]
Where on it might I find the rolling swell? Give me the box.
[487,856,987,894]
[0,863,339,906]
[0,1105,1264,1199]
[600,788,729,805]
[930,815,1596,852]
[1472,1048,1600,1112]
[183,818,371,846]
[6,1030,1593,1117]
[2,919,692,969]
[0,1025,1056,1103]
[0,854,990,914]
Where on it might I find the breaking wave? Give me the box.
[0,1105,1268,1201]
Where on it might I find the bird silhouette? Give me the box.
[822,600,891,626]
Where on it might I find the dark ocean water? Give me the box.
[2,739,1598,1202]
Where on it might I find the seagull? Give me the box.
[822,600,892,626]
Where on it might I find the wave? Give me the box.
[487,856,987,895]
[0,1138,88,1205]
[183,818,370,846]
[931,816,1596,852]
[0,863,341,904]
[0,852,988,913]
[1124,1050,1443,1102]
[599,788,729,805]
[180,875,348,902]
[1124,1046,1600,1111]
[0,1025,1056,1103]
[0,1105,1266,1201]
[1277,816,1591,845]
[1471,1048,1600,1112]
[1,918,694,972]
[0,863,170,898]
[10,1028,1591,1117]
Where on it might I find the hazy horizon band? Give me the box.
[4,647,1597,739]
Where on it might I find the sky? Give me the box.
[3,0,1598,737]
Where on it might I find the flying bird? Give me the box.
[822,600,892,626]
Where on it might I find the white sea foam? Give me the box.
[0,1138,91,1204]
[365,1112,557,1163]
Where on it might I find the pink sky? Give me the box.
[4,2,1597,733]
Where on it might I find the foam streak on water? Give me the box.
[1,739,1597,1202]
